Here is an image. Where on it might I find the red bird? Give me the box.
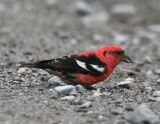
[21,45,132,88]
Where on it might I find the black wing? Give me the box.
[21,54,107,76]
[76,54,107,76]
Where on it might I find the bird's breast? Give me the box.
[74,72,110,85]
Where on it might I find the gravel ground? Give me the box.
[0,0,160,124]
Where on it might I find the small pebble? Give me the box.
[42,75,52,81]
[49,92,58,100]
[155,69,160,75]
[45,0,58,9]
[153,91,160,97]
[75,1,94,16]
[44,100,48,104]
[79,101,92,108]
[114,120,128,124]
[76,108,88,113]
[71,96,82,105]
[54,85,76,95]
[111,108,123,115]
[98,115,104,120]
[111,4,136,15]
[126,103,159,124]
[61,96,75,102]
[146,70,159,80]
[144,56,152,63]
[92,89,102,97]
[157,79,160,84]
[117,78,135,89]
[48,76,66,86]
[69,88,78,95]
[87,96,97,101]
[125,105,134,111]
[38,69,50,76]
[75,85,86,94]
[17,68,27,74]
[12,76,22,82]
[148,97,160,102]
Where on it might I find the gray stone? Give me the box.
[144,56,152,63]
[114,120,128,124]
[143,82,152,92]
[146,70,159,80]
[86,89,103,101]
[97,115,104,120]
[111,4,136,15]
[54,85,76,95]
[61,96,75,102]
[69,88,78,95]
[111,108,123,115]
[149,97,160,102]
[79,101,92,108]
[75,85,86,94]
[12,76,22,82]
[155,69,160,75]
[48,76,66,86]
[92,89,103,97]
[157,79,160,84]
[153,91,160,97]
[117,78,135,89]
[75,1,94,16]
[45,0,58,8]
[126,103,159,124]
[42,75,52,81]
[38,69,50,76]
[71,96,83,105]
[17,68,27,74]
[87,96,97,101]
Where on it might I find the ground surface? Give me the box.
[0,0,160,124]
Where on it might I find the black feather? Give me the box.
[20,54,107,76]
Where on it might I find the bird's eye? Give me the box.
[116,51,124,56]
[103,51,107,56]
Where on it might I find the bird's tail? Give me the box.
[20,62,39,68]
[19,60,53,69]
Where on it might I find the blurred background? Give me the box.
[0,0,160,124]
[0,0,160,62]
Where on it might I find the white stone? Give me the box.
[111,4,136,15]
[61,96,75,101]
[117,78,135,89]
[80,101,92,108]
[17,68,27,74]
[54,85,76,95]
[153,91,160,97]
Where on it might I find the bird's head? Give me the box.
[97,45,133,69]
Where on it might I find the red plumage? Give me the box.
[20,45,133,87]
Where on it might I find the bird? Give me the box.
[20,45,133,89]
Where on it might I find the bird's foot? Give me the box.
[83,85,97,90]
